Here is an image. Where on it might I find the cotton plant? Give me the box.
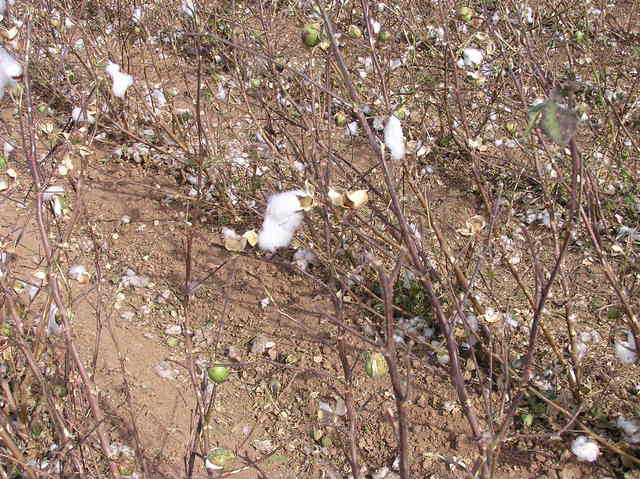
[105,62,133,98]
[257,190,305,253]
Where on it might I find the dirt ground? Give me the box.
[1,156,604,478]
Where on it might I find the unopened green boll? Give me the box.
[335,111,348,126]
[348,25,362,39]
[458,6,474,22]
[365,352,388,378]
[302,23,321,47]
[207,365,230,384]
[378,31,391,43]
[207,448,234,469]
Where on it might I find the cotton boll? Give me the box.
[570,436,599,462]
[614,329,638,364]
[384,115,405,160]
[181,0,196,16]
[0,47,22,78]
[47,304,63,336]
[617,417,640,444]
[258,217,296,253]
[132,7,143,23]
[71,106,94,123]
[112,72,133,98]
[3,142,14,157]
[346,121,359,137]
[72,106,83,122]
[258,190,304,253]
[42,185,64,201]
[105,62,133,98]
[462,48,483,67]
[293,247,315,271]
[263,190,304,231]
[147,88,166,109]
[105,61,120,77]
[68,264,89,282]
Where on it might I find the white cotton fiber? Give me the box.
[47,304,63,336]
[0,46,21,100]
[258,190,304,252]
[570,436,599,462]
[462,48,483,67]
[0,47,21,78]
[614,329,638,364]
[68,264,89,282]
[293,247,315,271]
[106,62,133,98]
[105,61,120,77]
[617,417,640,444]
[384,115,405,160]
[181,0,196,16]
[132,7,143,23]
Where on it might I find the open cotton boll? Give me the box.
[47,304,63,336]
[384,115,406,160]
[462,47,483,67]
[132,7,143,23]
[257,190,304,252]
[0,47,22,78]
[105,62,133,98]
[258,217,296,253]
[181,0,196,16]
[113,71,133,97]
[42,185,64,201]
[71,106,94,123]
[293,247,315,271]
[262,190,304,229]
[112,72,133,98]
[614,329,638,364]
[68,264,89,282]
[71,106,83,122]
[570,436,599,462]
[3,142,14,157]
[147,88,166,109]
[617,417,640,444]
[105,61,120,76]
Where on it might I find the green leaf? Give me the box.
[521,413,534,426]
